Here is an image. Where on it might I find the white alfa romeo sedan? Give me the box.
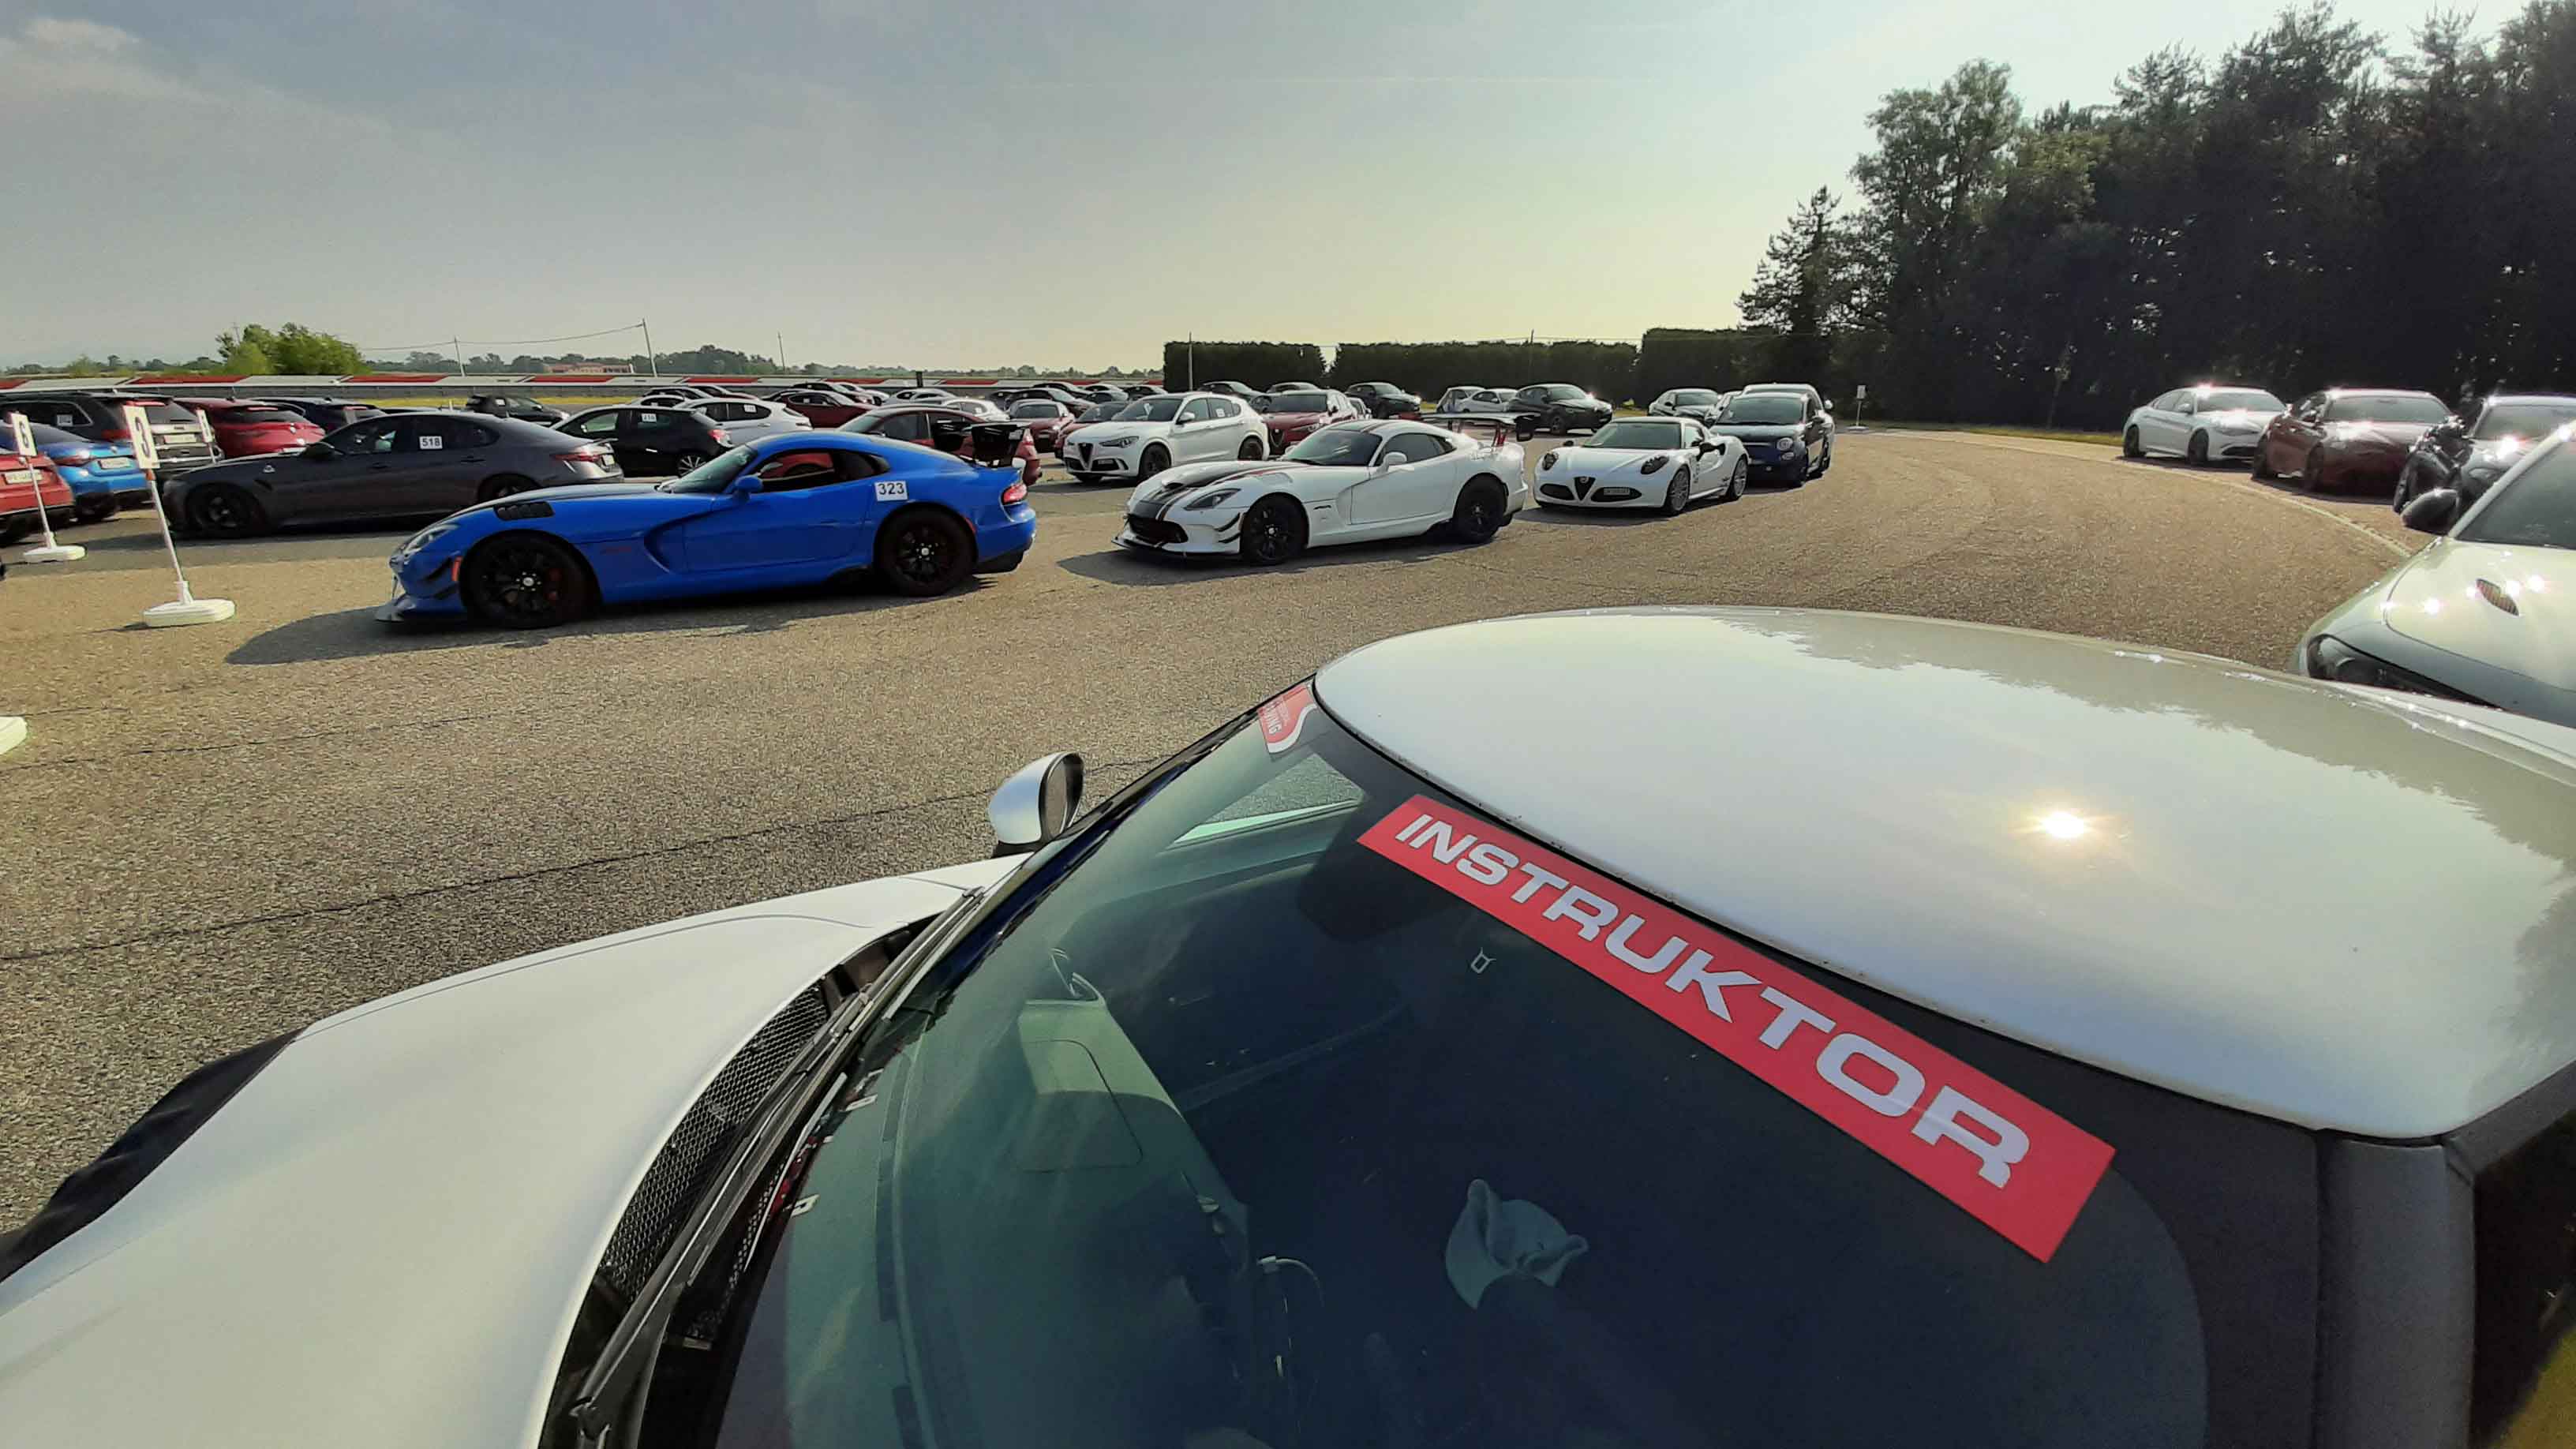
[6,610,2575,1449]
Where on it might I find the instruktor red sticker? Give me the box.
[1258,683,1319,754]
[1361,796,2114,1261]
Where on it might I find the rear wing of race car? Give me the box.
[1421,414,1522,447]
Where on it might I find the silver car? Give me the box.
[9,608,2576,1449]
[2299,425,2576,727]
[682,396,809,443]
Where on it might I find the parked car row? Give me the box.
[2123,381,2576,507]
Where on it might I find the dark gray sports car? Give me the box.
[163,412,620,536]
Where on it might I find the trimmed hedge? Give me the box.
[1159,341,1329,391]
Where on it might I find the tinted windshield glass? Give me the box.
[2475,403,2576,441]
[1079,403,1124,422]
[1542,384,1584,399]
[2197,390,2282,413]
[1283,426,1382,465]
[1010,402,1062,418]
[1258,393,1331,414]
[1720,395,1804,425]
[1671,390,1722,406]
[661,444,755,495]
[1589,420,1687,449]
[2324,395,2449,425]
[1121,398,1185,422]
[2462,443,2576,550]
[704,703,2317,1449]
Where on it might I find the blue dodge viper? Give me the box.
[380,430,1039,627]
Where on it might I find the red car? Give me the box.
[768,387,874,429]
[182,399,326,459]
[1254,388,1362,454]
[2253,388,2452,494]
[0,446,72,544]
[1005,399,1080,453]
[844,406,1042,485]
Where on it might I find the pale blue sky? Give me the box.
[0,1,2462,370]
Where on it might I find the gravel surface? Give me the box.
[0,430,2417,1220]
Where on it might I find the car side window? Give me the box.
[752,448,841,492]
[449,421,499,448]
[335,419,400,454]
[878,412,928,443]
[2174,395,2197,416]
[1381,432,1452,466]
[633,410,679,433]
[573,412,620,437]
[1180,399,1217,423]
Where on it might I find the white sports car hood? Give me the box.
[0,860,1017,1449]
[2383,541,2576,691]
[1548,445,1687,477]
[1123,459,1305,515]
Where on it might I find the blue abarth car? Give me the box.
[380,430,1038,628]
[19,422,150,522]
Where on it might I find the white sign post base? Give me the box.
[122,403,233,627]
[0,716,24,758]
[19,541,84,564]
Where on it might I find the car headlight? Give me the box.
[1776,437,1800,454]
[1181,488,1241,511]
[2306,635,2477,702]
[2215,413,2260,433]
[2465,463,2502,483]
[1541,451,1558,471]
[391,522,459,564]
[1099,436,1136,448]
[1639,455,1669,475]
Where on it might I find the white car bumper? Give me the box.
[1065,443,1147,477]
[1116,508,1245,556]
[1535,470,1664,508]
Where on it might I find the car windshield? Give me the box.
[2324,395,2449,425]
[2196,390,2282,413]
[1078,403,1125,422]
[2474,402,2576,441]
[1121,397,1185,422]
[1719,395,1804,425]
[217,408,304,426]
[1258,392,1331,414]
[1669,390,1722,406]
[1588,420,1688,450]
[1282,426,1383,465]
[702,700,2312,1449]
[1010,402,1063,418]
[2461,441,2576,551]
[661,444,756,495]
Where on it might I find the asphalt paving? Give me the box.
[0,430,2421,1221]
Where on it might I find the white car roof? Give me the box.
[1313,608,2576,1140]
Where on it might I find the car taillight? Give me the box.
[1002,481,1028,504]
[58,451,92,465]
[711,428,731,444]
[97,426,129,442]
[552,449,608,466]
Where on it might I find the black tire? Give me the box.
[672,451,710,474]
[477,474,537,503]
[874,507,974,597]
[1138,445,1170,481]
[1449,477,1507,543]
[1661,466,1690,515]
[1724,455,1749,501]
[460,533,593,628]
[0,517,32,545]
[2393,460,2421,513]
[2121,426,2143,459]
[1237,436,1264,460]
[1515,417,1538,442]
[185,483,268,537]
[2186,431,2210,466]
[2250,446,2275,480]
[2301,448,2327,494]
[73,498,119,525]
[1239,495,1306,565]
[1807,443,1831,479]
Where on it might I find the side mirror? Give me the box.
[728,472,762,496]
[2401,488,2462,535]
[989,752,1085,855]
[301,441,335,459]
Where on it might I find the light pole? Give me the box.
[642,319,657,377]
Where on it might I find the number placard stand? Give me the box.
[0,715,24,758]
[9,412,83,563]
[123,404,234,627]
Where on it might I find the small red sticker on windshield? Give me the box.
[1258,683,1319,754]
[1361,796,2114,1261]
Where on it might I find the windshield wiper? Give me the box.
[563,886,989,1447]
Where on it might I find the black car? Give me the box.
[0,391,223,478]
[467,394,571,426]
[559,404,734,477]
[1344,380,1424,418]
[1705,390,1834,483]
[2394,392,2576,509]
[1120,383,1161,399]
[1508,382,1616,436]
[160,412,621,536]
[260,398,387,432]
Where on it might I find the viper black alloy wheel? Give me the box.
[877,510,973,597]
[462,534,591,628]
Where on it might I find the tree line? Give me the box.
[1739,0,2576,429]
